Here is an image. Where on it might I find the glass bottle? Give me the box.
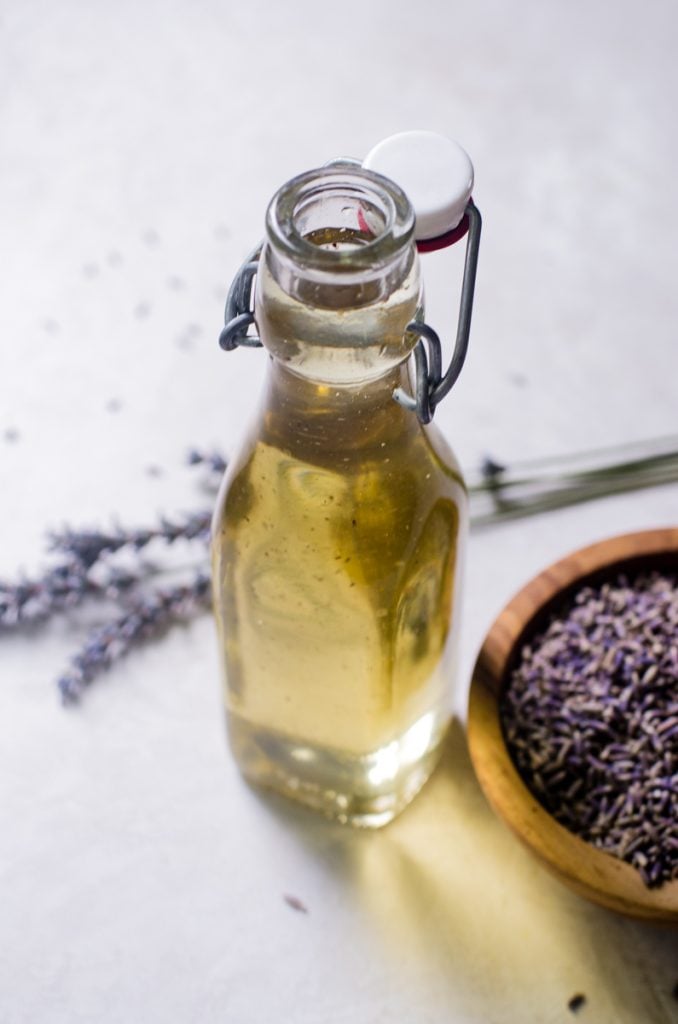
[212,164,468,826]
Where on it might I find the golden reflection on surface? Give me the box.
[258,719,678,1021]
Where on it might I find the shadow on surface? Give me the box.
[250,719,678,1022]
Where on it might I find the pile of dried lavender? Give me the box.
[502,571,678,888]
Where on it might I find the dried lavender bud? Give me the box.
[58,573,211,704]
[0,558,90,627]
[502,571,678,889]
[480,455,506,481]
[283,894,308,914]
[187,449,228,475]
[568,993,586,1014]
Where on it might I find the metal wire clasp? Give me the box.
[219,200,481,425]
[218,244,263,351]
[394,200,481,424]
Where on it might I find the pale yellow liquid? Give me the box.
[212,358,466,825]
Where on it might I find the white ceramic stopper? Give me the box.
[363,131,474,241]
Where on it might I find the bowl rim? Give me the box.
[467,526,678,922]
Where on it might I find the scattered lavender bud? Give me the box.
[58,573,211,704]
[166,275,185,291]
[42,318,60,334]
[82,262,100,279]
[105,398,123,414]
[283,894,308,914]
[567,993,586,1014]
[3,428,20,443]
[142,229,160,247]
[502,571,678,889]
[145,465,164,478]
[134,302,151,319]
[177,323,203,349]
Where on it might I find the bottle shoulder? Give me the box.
[226,374,463,486]
[213,417,465,541]
[421,421,465,489]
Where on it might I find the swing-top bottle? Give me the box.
[213,150,476,825]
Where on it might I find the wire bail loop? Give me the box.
[218,250,262,351]
[394,200,482,423]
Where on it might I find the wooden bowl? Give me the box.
[467,527,678,922]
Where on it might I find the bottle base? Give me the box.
[226,708,449,827]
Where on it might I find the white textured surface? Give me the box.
[2,1,678,1022]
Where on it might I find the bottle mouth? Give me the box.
[265,164,415,275]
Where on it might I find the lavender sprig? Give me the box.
[468,434,678,526]
[49,510,211,567]
[0,510,213,632]
[0,558,91,627]
[58,572,212,704]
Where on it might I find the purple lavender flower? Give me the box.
[502,570,678,889]
[187,449,227,475]
[58,573,211,704]
[49,510,211,567]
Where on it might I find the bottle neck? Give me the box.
[255,245,421,387]
[256,163,421,388]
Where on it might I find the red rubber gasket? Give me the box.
[416,205,471,252]
[358,201,472,252]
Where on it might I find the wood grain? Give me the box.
[467,528,678,923]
